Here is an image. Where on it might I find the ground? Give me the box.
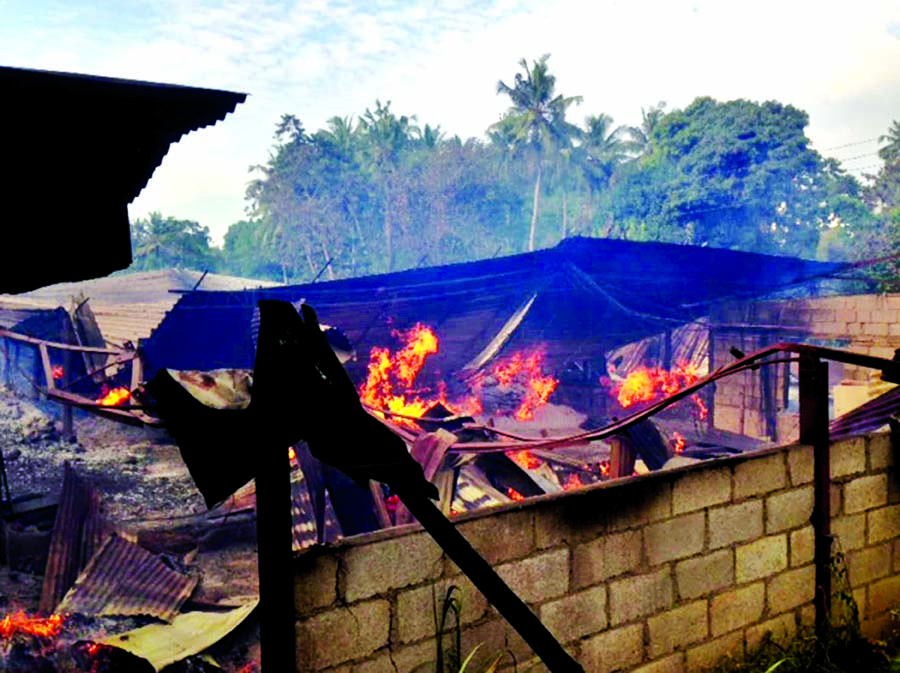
[0,385,260,672]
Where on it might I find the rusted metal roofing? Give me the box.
[0,66,246,294]
[56,534,198,622]
[39,462,107,614]
[0,270,279,348]
[830,384,900,441]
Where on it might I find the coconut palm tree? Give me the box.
[879,120,900,165]
[492,55,582,251]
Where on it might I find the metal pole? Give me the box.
[399,490,584,673]
[798,354,831,634]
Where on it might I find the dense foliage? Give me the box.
[128,56,900,286]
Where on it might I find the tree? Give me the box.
[493,55,582,251]
[359,100,418,271]
[878,119,900,165]
[610,97,844,256]
[130,212,219,272]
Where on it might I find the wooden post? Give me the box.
[61,321,74,442]
[707,328,716,431]
[609,436,636,478]
[799,354,831,634]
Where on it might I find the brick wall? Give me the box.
[293,431,900,672]
[710,294,900,440]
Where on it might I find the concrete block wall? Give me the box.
[293,431,900,672]
[710,294,900,439]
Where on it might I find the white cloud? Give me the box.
[4,0,899,244]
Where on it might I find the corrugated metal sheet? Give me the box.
[101,599,258,671]
[39,462,107,614]
[0,270,280,348]
[830,384,900,441]
[57,534,198,622]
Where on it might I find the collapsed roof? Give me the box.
[140,237,844,383]
[0,66,246,294]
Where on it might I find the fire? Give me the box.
[288,446,296,461]
[612,361,707,419]
[599,461,611,477]
[359,322,558,428]
[97,386,130,406]
[360,324,441,428]
[52,365,64,380]
[506,487,525,502]
[508,450,542,470]
[673,431,686,454]
[563,473,585,491]
[0,612,65,638]
[490,348,558,420]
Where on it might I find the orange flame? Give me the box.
[612,361,707,419]
[52,365,64,380]
[360,325,441,428]
[288,447,296,461]
[506,487,525,502]
[508,450,542,470]
[673,431,686,454]
[491,348,558,420]
[97,386,131,406]
[563,473,585,491]
[599,461,611,477]
[0,612,65,638]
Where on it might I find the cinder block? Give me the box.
[867,575,900,616]
[832,514,866,551]
[843,474,888,514]
[676,550,734,600]
[353,654,399,673]
[581,624,644,673]
[496,548,569,604]
[736,535,788,583]
[831,438,867,479]
[790,526,815,567]
[296,599,390,670]
[861,611,895,641]
[673,467,731,514]
[630,653,685,673]
[766,487,814,533]
[459,621,507,671]
[539,585,607,643]
[868,433,894,470]
[848,543,892,586]
[868,504,900,544]
[607,482,673,532]
[710,582,765,636]
[343,532,444,602]
[456,509,535,564]
[745,613,797,651]
[397,575,488,644]
[534,497,603,549]
[648,600,708,657]
[646,512,705,566]
[787,445,814,486]
[294,550,339,616]
[609,569,674,626]
[734,454,787,499]
[573,529,642,589]
[685,632,743,671]
[709,501,763,549]
[767,565,816,614]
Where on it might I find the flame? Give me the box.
[599,461,611,477]
[612,361,707,419]
[506,487,525,502]
[52,365,64,380]
[360,325,441,428]
[0,612,65,638]
[563,473,585,491]
[673,431,686,454]
[288,447,296,461]
[508,450,542,470]
[97,386,130,406]
[490,348,558,420]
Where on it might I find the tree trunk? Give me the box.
[529,163,542,252]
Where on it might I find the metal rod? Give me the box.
[398,490,583,672]
[799,354,831,634]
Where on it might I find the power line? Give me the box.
[820,137,880,152]
[835,151,880,163]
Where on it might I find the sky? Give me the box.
[2,0,899,246]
